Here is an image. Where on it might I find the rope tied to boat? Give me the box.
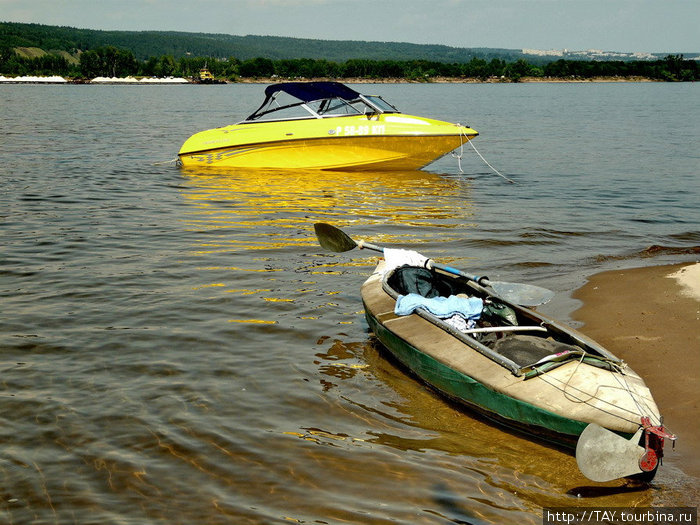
[611,365,662,427]
[544,353,661,427]
[561,352,596,403]
[563,357,660,426]
[153,158,180,166]
[453,126,516,184]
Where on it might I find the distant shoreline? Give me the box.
[239,76,661,84]
[0,75,665,85]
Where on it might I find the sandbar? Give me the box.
[572,262,700,478]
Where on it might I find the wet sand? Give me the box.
[572,262,700,478]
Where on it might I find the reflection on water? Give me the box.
[3,83,698,524]
[310,336,696,523]
[173,164,698,522]
[180,166,476,244]
[177,167,477,327]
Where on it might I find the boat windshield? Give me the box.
[310,97,364,116]
[243,82,400,122]
[361,95,399,113]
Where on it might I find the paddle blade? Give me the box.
[314,223,358,253]
[576,424,645,482]
[489,281,555,307]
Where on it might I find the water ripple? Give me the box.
[1,83,698,523]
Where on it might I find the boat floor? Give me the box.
[491,335,579,368]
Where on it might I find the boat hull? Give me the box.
[361,263,660,449]
[365,310,588,447]
[178,114,477,171]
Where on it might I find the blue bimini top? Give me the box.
[263,81,361,102]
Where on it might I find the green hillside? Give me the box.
[1,22,697,81]
[0,21,521,62]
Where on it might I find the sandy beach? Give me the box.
[572,262,700,478]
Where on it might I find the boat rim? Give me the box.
[377,262,624,377]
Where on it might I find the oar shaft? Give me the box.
[314,223,554,306]
[429,261,490,287]
[357,240,493,292]
[356,240,384,253]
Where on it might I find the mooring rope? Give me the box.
[153,158,179,166]
[560,350,661,427]
[538,356,659,427]
[453,127,516,184]
[611,367,661,426]
[538,371,643,426]
[561,352,592,403]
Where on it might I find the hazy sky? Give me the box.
[2,0,698,53]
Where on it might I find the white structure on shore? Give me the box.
[0,75,190,84]
[91,76,189,84]
[0,75,67,83]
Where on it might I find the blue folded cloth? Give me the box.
[395,293,483,319]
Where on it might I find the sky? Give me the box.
[1,0,698,54]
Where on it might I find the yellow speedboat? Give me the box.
[178,81,478,171]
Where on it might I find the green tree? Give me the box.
[341,59,372,78]
[463,58,489,80]
[79,49,102,77]
[0,45,16,73]
[142,55,159,76]
[487,58,506,77]
[239,57,274,77]
[504,58,535,81]
[544,59,571,78]
[224,57,241,78]
[79,45,137,77]
[155,55,175,76]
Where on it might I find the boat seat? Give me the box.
[387,265,461,298]
[491,334,581,368]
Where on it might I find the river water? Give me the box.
[1,82,698,524]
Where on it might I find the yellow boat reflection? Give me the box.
[179,167,475,325]
[180,166,474,250]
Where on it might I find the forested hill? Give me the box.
[0,21,543,63]
[2,21,697,82]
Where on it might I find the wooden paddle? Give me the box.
[313,222,555,307]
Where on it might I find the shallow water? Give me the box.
[1,82,698,524]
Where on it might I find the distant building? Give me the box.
[522,48,564,57]
[522,48,657,60]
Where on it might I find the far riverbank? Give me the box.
[238,75,661,84]
[0,74,665,84]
